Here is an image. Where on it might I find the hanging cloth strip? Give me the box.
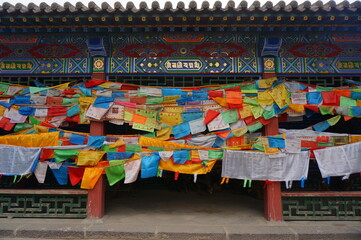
[0,144,41,175]
[221,150,310,181]
[313,141,361,178]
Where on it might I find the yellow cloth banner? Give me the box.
[139,136,212,150]
[159,159,216,175]
[349,135,361,143]
[80,167,104,189]
[77,151,106,166]
[0,131,59,147]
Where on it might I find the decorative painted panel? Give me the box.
[0,44,89,59]
[110,33,256,59]
[0,58,91,74]
[0,33,359,74]
[108,57,261,73]
[277,58,361,74]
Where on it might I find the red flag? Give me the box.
[204,110,220,124]
[0,117,15,131]
[84,79,106,88]
[68,167,85,186]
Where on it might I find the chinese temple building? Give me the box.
[0,0,361,221]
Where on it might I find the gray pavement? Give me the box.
[1,187,361,239]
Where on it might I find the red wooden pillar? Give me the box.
[87,63,106,218]
[262,59,283,221]
[264,118,283,221]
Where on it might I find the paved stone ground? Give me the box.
[1,185,361,239]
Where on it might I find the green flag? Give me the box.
[105,160,126,186]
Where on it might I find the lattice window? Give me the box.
[279,76,361,87]
[282,196,361,220]
[0,194,87,218]
[107,75,261,87]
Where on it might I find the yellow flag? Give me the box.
[289,104,305,113]
[34,125,49,133]
[80,167,104,189]
[191,150,200,159]
[0,105,6,116]
[163,95,180,103]
[77,151,106,166]
[0,131,59,147]
[212,97,228,107]
[159,112,182,126]
[264,144,279,155]
[258,91,274,105]
[232,127,248,137]
[269,84,289,109]
[258,77,277,89]
[109,138,125,148]
[52,82,70,89]
[238,104,253,118]
[156,127,172,140]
